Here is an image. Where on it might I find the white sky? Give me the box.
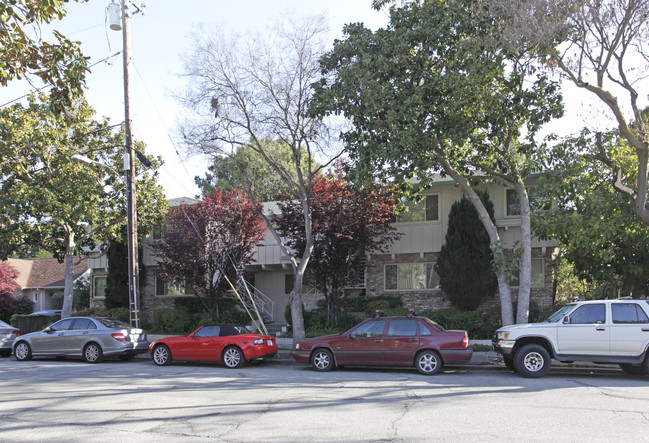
[1,1,642,200]
[0,0,389,199]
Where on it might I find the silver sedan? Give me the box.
[0,320,21,358]
[13,317,149,363]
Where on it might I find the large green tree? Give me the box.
[0,0,89,111]
[533,128,649,298]
[312,0,562,324]
[0,94,167,318]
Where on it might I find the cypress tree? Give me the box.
[104,238,129,309]
[435,189,497,310]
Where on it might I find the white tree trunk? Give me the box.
[61,228,76,319]
[515,180,532,324]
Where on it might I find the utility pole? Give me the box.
[120,0,140,328]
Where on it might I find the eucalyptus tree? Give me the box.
[177,17,340,342]
[312,0,562,324]
[0,94,167,318]
[489,0,649,225]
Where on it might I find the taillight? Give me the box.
[462,333,469,348]
[12,331,21,337]
[111,333,128,342]
[253,338,264,345]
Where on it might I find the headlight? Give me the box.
[496,331,510,340]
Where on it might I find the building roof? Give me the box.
[5,258,88,290]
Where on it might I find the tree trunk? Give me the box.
[61,228,76,319]
[515,181,532,324]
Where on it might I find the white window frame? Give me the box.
[384,263,440,291]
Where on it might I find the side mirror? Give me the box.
[562,316,571,324]
[44,327,54,333]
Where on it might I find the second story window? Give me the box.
[506,189,520,216]
[397,195,439,222]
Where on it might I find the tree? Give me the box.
[195,139,315,201]
[312,0,562,324]
[0,261,19,294]
[151,189,266,319]
[104,235,128,309]
[0,94,168,318]
[489,0,649,226]
[0,0,89,111]
[178,17,340,342]
[274,166,401,326]
[436,190,498,311]
[533,128,649,298]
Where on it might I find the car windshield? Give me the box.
[422,318,446,332]
[546,305,574,323]
[0,320,12,328]
[96,318,131,329]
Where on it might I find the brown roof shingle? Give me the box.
[6,258,88,289]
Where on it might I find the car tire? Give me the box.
[415,350,443,375]
[514,344,551,378]
[223,346,245,369]
[152,344,172,366]
[619,363,648,376]
[14,342,32,361]
[503,356,516,372]
[0,350,11,358]
[83,342,104,363]
[311,348,334,372]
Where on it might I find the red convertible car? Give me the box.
[291,314,472,375]
[149,323,278,368]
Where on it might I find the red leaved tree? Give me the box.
[276,168,402,326]
[0,262,20,322]
[151,189,266,319]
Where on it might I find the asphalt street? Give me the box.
[1,355,648,443]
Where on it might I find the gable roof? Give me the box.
[5,258,88,290]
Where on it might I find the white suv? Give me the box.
[493,299,649,377]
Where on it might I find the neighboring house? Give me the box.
[88,181,557,324]
[5,258,89,311]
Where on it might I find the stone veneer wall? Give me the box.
[365,247,555,313]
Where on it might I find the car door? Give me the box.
[31,318,74,355]
[65,318,97,354]
[382,319,419,366]
[340,319,387,366]
[556,303,610,355]
[180,325,221,361]
[609,302,649,356]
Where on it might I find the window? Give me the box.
[352,320,387,337]
[397,195,439,222]
[508,258,544,288]
[195,325,220,337]
[71,319,96,330]
[387,319,417,337]
[385,263,439,290]
[50,319,74,331]
[94,276,106,299]
[506,189,520,216]
[156,277,194,296]
[569,304,606,324]
[612,304,649,324]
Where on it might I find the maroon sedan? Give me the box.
[291,315,472,375]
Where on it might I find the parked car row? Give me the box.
[5,299,649,378]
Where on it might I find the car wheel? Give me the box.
[83,343,104,363]
[14,342,32,361]
[152,344,172,366]
[0,350,11,358]
[311,348,334,372]
[119,354,136,362]
[619,363,648,376]
[503,356,516,372]
[514,344,551,378]
[415,350,443,375]
[223,346,245,368]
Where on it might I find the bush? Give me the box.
[50,292,64,309]
[153,308,193,334]
[0,292,16,323]
[174,296,205,314]
[339,295,403,314]
[13,295,34,315]
[420,307,502,339]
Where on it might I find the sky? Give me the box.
[0,0,389,199]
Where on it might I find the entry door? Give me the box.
[65,318,96,354]
[557,303,610,355]
[382,319,420,366]
[341,319,387,366]
[32,318,74,355]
